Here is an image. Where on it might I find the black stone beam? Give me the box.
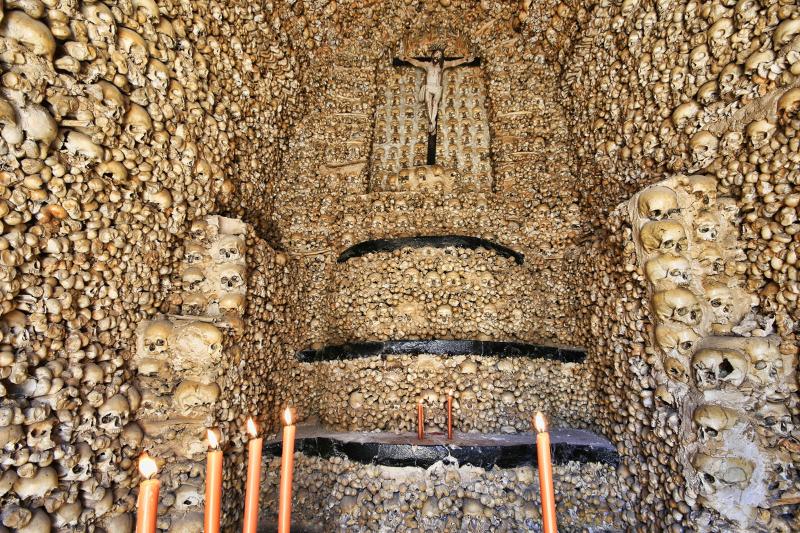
[263,429,618,470]
[337,236,525,264]
[297,339,585,363]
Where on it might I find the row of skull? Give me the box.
[632,178,794,525]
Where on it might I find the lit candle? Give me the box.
[135,453,160,533]
[534,412,558,533]
[417,399,425,441]
[204,429,223,533]
[278,408,296,533]
[446,392,453,440]
[242,418,263,533]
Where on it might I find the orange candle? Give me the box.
[446,393,453,440]
[242,418,263,533]
[417,399,425,440]
[535,412,558,533]
[204,429,223,533]
[278,408,296,533]
[135,453,160,533]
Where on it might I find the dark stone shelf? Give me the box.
[264,428,618,469]
[337,235,525,264]
[297,339,586,363]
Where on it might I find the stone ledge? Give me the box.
[263,428,618,469]
[337,235,525,264]
[297,339,586,363]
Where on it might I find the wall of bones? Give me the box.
[0,0,798,532]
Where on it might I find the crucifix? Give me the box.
[393,48,480,165]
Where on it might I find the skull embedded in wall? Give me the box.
[692,348,748,390]
[640,221,688,255]
[664,356,689,383]
[12,466,58,500]
[720,131,743,157]
[142,320,173,356]
[655,324,700,357]
[184,243,207,266]
[705,283,743,327]
[645,255,691,287]
[190,219,218,244]
[694,242,725,276]
[743,337,786,398]
[756,402,793,439]
[653,288,702,326]
[215,235,245,263]
[637,186,679,220]
[218,264,246,291]
[694,211,721,241]
[182,268,205,292]
[97,394,130,435]
[182,293,208,315]
[26,418,56,450]
[693,404,740,442]
[172,321,224,368]
[174,380,220,413]
[692,453,754,495]
[218,293,245,316]
[777,88,800,125]
[687,175,717,208]
[174,483,204,511]
[690,131,719,168]
[122,104,152,144]
[746,119,776,150]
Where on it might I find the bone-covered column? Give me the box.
[131,215,248,531]
[628,175,797,531]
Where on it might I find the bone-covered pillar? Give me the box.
[628,175,797,531]
[131,215,248,531]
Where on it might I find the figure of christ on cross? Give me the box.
[394,48,479,164]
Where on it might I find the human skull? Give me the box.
[190,219,218,244]
[746,119,775,150]
[216,235,245,263]
[777,88,800,125]
[218,264,246,291]
[692,348,748,390]
[694,242,725,276]
[174,380,220,413]
[653,288,702,325]
[664,356,689,383]
[122,104,152,144]
[13,466,58,499]
[756,402,793,438]
[26,418,56,450]
[184,243,207,265]
[686,175,718,210]
[98,394,130,435]
[705,283,739,325]
[218,293,245,316]
[694,211,720,241]
[692,453,754,494]
[121,422,144,449]
[655,324,700,357]
[672,101,700,130]
[58,441,93,481]
[172,321,224,369]
[718,62,742,94]
[637,187,679,220]
[640,221,688,255]
[690,131,719,168]
[174,483,204,511]
[742,337,784,391]
[720,131,743,156]
[693,404,740,442]
[142,320,172,356]
[182,292,208,315]
[182,267,205,291]
[645,255,691,286]
[689,44,710,73]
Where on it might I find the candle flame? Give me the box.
[534,412,548,433]
[207,429,219,448]
[246,418,258,437]
[139,453,158,479]
[283,407,293,426]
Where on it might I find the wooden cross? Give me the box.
[393,55,481,165]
